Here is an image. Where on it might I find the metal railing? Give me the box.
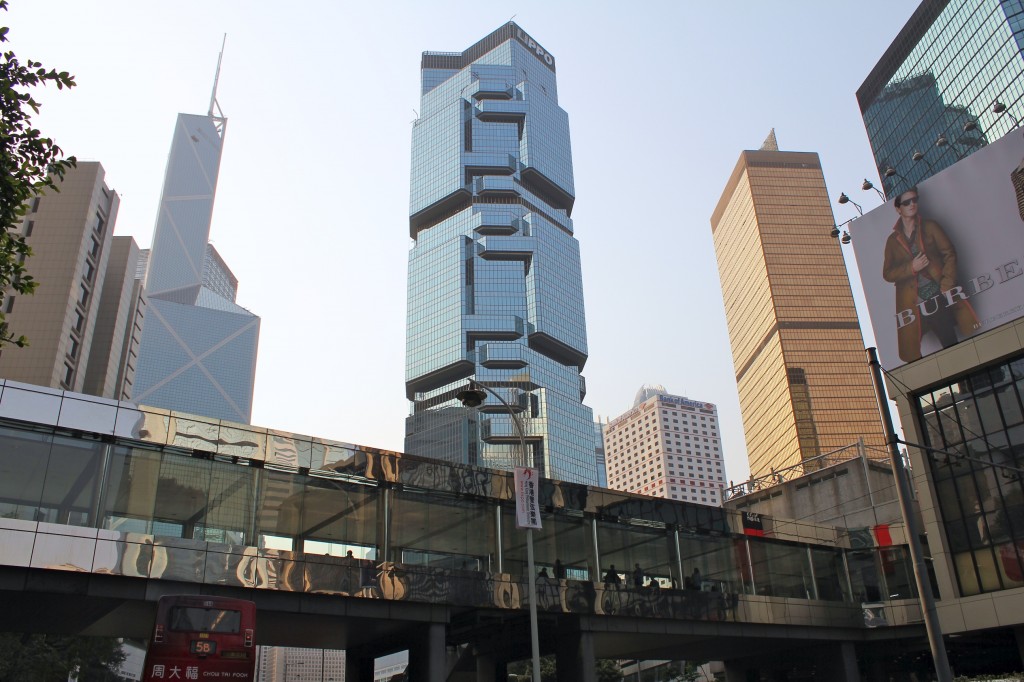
[723,442,873,501]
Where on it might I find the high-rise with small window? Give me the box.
[0,162,144,400]
[711,134,887,477]
[403,23,598,484]
[604,385,727,505]
[858,0,1024,197]
[132,52,260,424]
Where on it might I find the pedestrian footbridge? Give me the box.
[0,381,928,681]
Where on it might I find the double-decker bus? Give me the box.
[142,595,256,681]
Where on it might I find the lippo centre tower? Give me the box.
[404,23,598,485]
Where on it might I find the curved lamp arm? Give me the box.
[458,381,530,468]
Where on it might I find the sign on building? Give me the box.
[850,131,1024,370]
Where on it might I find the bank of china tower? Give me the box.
[404,23,598,485]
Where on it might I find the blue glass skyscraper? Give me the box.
[404,23,598,485]
[133,50,260,424]
[858,0,1024,197]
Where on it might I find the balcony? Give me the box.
[479,343,528,369]
[473,175,520,197]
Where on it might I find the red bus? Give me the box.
[143,595,257,681]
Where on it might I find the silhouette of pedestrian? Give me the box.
[603,564,621,586]
[633,563,644,588]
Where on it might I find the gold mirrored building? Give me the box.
[711,141,886,477]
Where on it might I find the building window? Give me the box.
[24,220,33,237]
[917,353,1024,597]
[3,297,12,314]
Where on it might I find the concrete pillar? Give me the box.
[723,661,753,682]
[475,652,498,682]
[343,649,375,682]
[408,622,447,682]
[865,654,887,681]
[835,642,860,682]
[554,630,596,682]
[1014,625,1024,671]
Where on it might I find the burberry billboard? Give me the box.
[851,131,1024,370]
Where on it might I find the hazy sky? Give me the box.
[9,1,919,484]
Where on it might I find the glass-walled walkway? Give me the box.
[0,381,918,623]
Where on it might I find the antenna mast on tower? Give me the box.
[208,34,227,137]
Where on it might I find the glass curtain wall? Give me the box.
[917,354,1024,596]
[0,422,920,607]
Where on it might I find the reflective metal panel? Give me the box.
[398,458,497,497]
[93,538,154,577]
[0,527,36,567]
[31,532,96,571]
[205,546,260,587]
[315,438,360,472]
[267,431,313,469]
[0,383,62,424]
[303,554,373,596]
[57,395,118,433]
[37,522,98,539]
[150,541,207,583]
[218,424,267,461]
[271,551,307,592]
[113,405,148,440]
[133,408,172,444]
[168,414,220,451]
[0,517,38,533]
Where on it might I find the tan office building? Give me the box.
[710,139,885,477]
[0,162,144,399]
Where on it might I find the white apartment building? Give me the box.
[604,385,726,505]
[257,647,346,681]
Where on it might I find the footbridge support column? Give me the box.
[554,629,596,682]
[344,648,375,682]
[408,622,446,682]
[831,641,860,681]
[474,652,498,682]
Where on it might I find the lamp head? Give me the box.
[456,388,487,408]
[862,179,874,191]
[912,150,924,161]
[993,100,1007,114]
[841,231,852,245]
[935,133,948,147]
[963,120,977,132]
[838,192,850,205]
[884,166,897,178]
[830,226,841,239]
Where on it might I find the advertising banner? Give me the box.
[742,511,765,537]
[514,466,542,530]
[851,131,1024,370]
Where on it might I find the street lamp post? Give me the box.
[457,381,541,682]
[866,348,952,682]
